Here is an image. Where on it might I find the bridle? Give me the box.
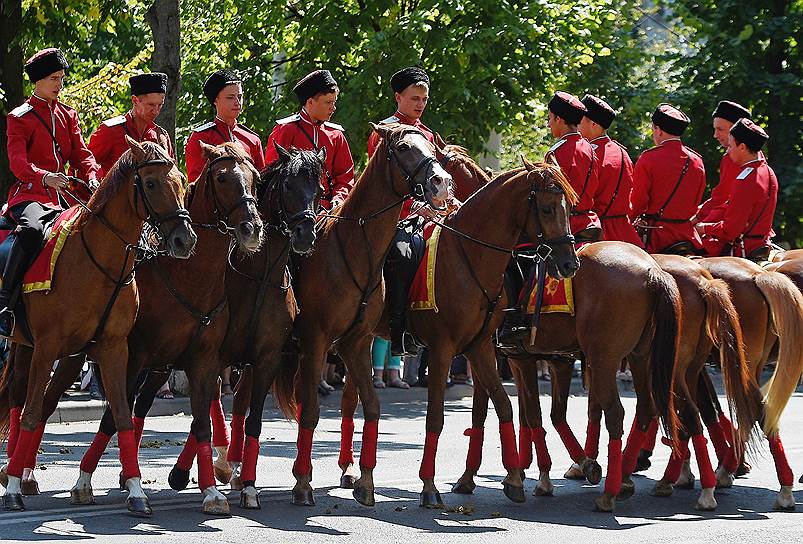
[384,127,444,209]
[191,154,257,236]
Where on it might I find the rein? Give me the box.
[191,154,257,237]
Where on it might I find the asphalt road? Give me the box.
[2,383,803,543]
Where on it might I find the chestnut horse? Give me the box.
[287,123,450,507]
[0,138,195,513]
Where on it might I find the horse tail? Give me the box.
[646,267,683,450]
[754,270,803,437]
[701,278,763,456]
[271,349,300,422]
[0,346,14,443]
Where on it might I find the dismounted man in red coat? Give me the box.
[579,94,642,247]
[88,72,174,180]
[630,103,706,254]
[264,70,355,211]
[1,48,100,336]
[694,100,754,224]
[184,69,266,183]
[545,91,601,243]
[696,119,777,259]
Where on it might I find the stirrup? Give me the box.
[0,308,16,338]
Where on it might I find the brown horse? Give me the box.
[695,257,803,510]
[0,138,195,513]
[286,123,450,507]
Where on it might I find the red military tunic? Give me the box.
[185,116,265,183]
[264,109,355,210]
[546,132,601,235]
[588,135,642,247]
[701,158,777,257]
[630,138,706,253]
[88,111,174,181]
[5,94,99,212]
[367,111,435,219]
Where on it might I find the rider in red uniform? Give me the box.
[185,69,265,183]
[264,70,355,211]
[630,104,706,253]
[88,73,173,180]
[579,94,642,247]
[1,48,99,336]
[697,119,777,259]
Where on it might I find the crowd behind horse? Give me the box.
[0,46,800,521]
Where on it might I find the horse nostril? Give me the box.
[173,237,185,250]
[239,222,254,237]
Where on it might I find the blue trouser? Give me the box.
[372,337,401,371]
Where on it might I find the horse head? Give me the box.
[263,142,324,255]
[125,136,196,259]
[198,141,264,254]
[434,142,490,202]
[370,123,451,209]
[522,157,580,280]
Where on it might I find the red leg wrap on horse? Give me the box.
[339,417,355,468]
[79,431,113,474]
[293,427,314,476]
[133,416,145,447]
[241,436,260,483]
[7,407,22,458]
[210,400,230,447]
[7,428,33,477]
[359,420,379,469]
[419,431,439,480]
[464,427,485,472]
[499,421,520,470]
[622,427,647,476]
[718,413,735,444]
[584,421,601,460]
[603,439,623,496]
[768,434,794,487]
[662,439,689,483]
[643,417,659,452]
[118,429,141,480]
[196,441,214,490]
[176,432,198,471]
[554,421,585,463]
[517,425,532,469]
[24,423,45,470]
[531,426,552,471]
[706,420,738,473]
[691,434,716,489]
[228,414,246,464]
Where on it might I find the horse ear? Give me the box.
[370,122,391,141]
[317,147,327,164]
[199,141,217,160]
[274,141,292,161]
[520,154,536,171]
[125,135,146,161]
[435,132,447,148]
[546,153,560,169]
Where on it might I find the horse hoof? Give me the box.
[203,496,231,516]
[651,481,673,498]
[214,464,233,485]
[617,479,635,500]
[634,450,651,473]
[594,495,615,512]
[353,485,375,507]
[3,493,25,511]
[583,460,603,485]
[734,461,751,478]
[119,471,127,491]
[239,489,261,510]
[168,466,190,491]
[126,496,152,517]
[292,488,315,506]
[451,481,475,495]
[675,478,695,490]
[340,474,356,489]
[20,479,40,496]
[799,473,803,485]
[419,490,443,508]
[534,484,554,497]
[503,483,526,503]
[564,463,584,480]
[0,466,8,488]
[774,487,795,512]
[230,475,244,491]
[69,487,96,505]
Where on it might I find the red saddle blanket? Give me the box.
[22,207,81,294]
[408,222,442,312]
[525,275,575,315]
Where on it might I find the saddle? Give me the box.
[659,240,700,256]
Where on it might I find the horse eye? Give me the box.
[541,206,554,215]
[217,172,226,183]
[145,179,156,190]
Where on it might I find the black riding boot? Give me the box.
[386,258,416,357]
[496,256,531,348]
[0,238,30,337]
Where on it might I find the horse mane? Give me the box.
[259,146,322,210]
[524,161,579,206]
[442,144,492,185]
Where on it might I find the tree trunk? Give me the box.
[764,0,794,181]
[0,0,25,199]
[147,0,181,153]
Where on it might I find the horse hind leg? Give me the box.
[514,360,554,497]
[452,377,490,495]
[339,374,360,489]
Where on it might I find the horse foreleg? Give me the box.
[228,366,252,489]
[338,373,360,489]
[291,335,325,506]
[466,341,523,504]
[208,380,233,485]
[418,345,452,508]
[550,360,598,483]
[513,360,554,497]
[452,377,490,495]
